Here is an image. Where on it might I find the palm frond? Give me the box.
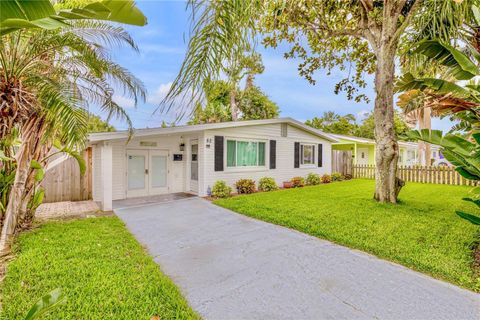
[160,0,260,117]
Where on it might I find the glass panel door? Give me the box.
[149,150,169,195]
[151,155,167,187]
[128,155,146,190]
[126,150,149,198]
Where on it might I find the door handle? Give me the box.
[145,169,149,174]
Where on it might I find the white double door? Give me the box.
[127,150,169,198]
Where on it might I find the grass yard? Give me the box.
[214,179,480,291]
[1,217,199,320]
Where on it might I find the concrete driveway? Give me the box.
[115,197,480,320]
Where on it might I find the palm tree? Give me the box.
[0,21,146,253]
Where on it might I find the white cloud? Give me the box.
[113,95,136,109]
[147,82,173,105]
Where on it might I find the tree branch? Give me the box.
[305,20,364,39]
[392,0,421,42]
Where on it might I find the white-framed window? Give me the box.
[226,139,266,168]
[301,143,315,166]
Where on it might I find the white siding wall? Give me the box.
[112,144,126,200]
[92,144,102,201]
[201,124,332,196]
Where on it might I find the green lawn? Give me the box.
[214,179,480,291]
[1,217,199,320]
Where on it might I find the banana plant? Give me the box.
[23,288,66,320]
[406,129,480,224]
[396,39,480,135]
[0,0,147,36]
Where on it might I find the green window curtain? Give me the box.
[237,141,258,166]
[227,140,236,167]
[258,142,265,166]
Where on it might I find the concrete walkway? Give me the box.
[115,198,480,320]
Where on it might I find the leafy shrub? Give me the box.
[344,173,353,180]
[211,180,232,198]
[235,179,256,194]
[258,177,278,192]
[305,173,321,186]
[331,172,344,181]
[321,174,332,183]
[291,176,305,188]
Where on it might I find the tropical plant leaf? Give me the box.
[456,211,480,225]
[414,40,478,80]
[462,197,480,208]
[29,188,45,211]
[34,168,45,182]
[0,0,147,36]
[396,73,472,98]
[53,141,86,176]
[23,288,66,320]
[30,160,42,170]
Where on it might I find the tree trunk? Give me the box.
[0,140,31,254]
[230,89,238,121]
[373,36,400,203]
[245,74,254,90]
[423,107,432,165]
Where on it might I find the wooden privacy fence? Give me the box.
[332,150,353,176]
[41,147,92,203]
[353,164,478,186]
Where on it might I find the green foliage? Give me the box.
[305,110,409,139]
[28,188,45,212]
[189,80,279,124]
[355,112,410,140]
[406,130,480,181]
[290,176,305,188]
[87,114,115,133]
[0,0,147,36]
[214,180,480,291]
[305,173,321,186]
[331,172,344,181]
[23,288,66,320]
[1,217,199,319]
[258,177,278,192]
[211,180,232,198]
[306,112,357,135]
[235,179,256,194]
[238,86,279,120]
[321,174,332,184]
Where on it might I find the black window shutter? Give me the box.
[269,140,276,169]
[214,136,224,171]
[318,143,323,167]
[294,142,300,168]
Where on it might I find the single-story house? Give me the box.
[88,118,337,210]
[330,133,446,166]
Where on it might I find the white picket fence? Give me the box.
[353,164,478,186]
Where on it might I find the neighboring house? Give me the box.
[330,133,447,167]
[89,118,336,210]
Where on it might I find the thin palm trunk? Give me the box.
[0,137,31,253]
[230,89,238,121]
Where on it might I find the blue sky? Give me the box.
[97,1,452,132]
